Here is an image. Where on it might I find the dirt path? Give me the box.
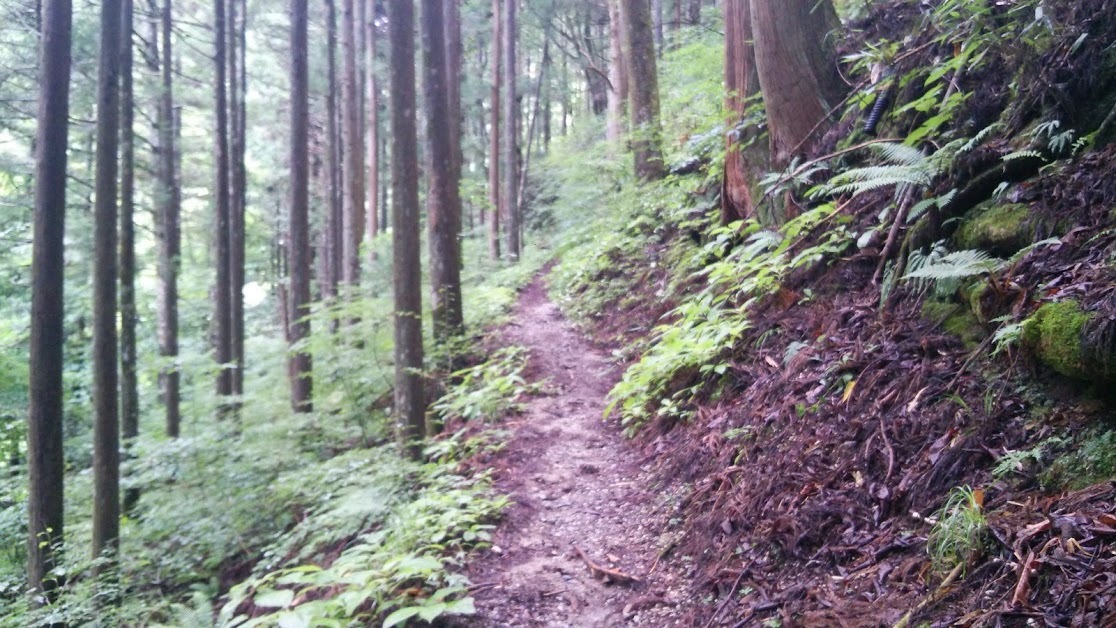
[461,273,696,627]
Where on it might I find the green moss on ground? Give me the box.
[1022,300,1092,378]
[1041,429,1116,491]
[954,202,1032,255]
[923,300,985,349]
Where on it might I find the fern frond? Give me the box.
[872,142,928,166]
[960,123,1003,153]
[903,249,1005,281]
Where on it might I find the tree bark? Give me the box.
[389,0,426,457]
[605,0,627,144]
[324,0,342,301]
[503,0,520,260]
[27,0,71,597]
[365,0,379,262]
[92,0,122,564]
[688,0,701,24]
[619,0,665,180]
[228,0,246,398]
[488,0,502,260]
[424,0,464,346]
[751,0,845,168]
[119,0,140,514]
[157,0,180,437]
[721,0,762,223]
[340,0,364,293]
[213,0,233,411]
[289,0,312,411]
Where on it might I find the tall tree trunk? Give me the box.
[751,0,845,168]
[424,0,464,346]
[365,0,378,262]
[92,0,122,564]
[157,0,180,437]
[228,0,246,398]
[503,0,520,260]
[688,0,701,24]
[340,0,364,293]
[619,0,665,180]
[445,0,463,242]
[213,0,233,409]
[488,0,501,260]
[324,0,341,301]
[653,0,663,55]
[389,0,425,457]
[119,0,139,514]
[721,0,762,224]
[27,0,71,597]
[289,0,312,411]
[605,0,627,144]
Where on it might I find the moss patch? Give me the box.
[954,202,1032,256]
[923,300,985,349]
[1041,429,1116,491]
[1022,300,1093,378]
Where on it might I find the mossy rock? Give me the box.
[953,202,1033,256]
[923,300,985,349]
[1022,301,1090,378]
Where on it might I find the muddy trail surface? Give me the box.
[459,273,698,627]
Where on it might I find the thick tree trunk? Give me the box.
[751,0,845,168]
[721,0,762,223]
[158,0,180,437]
[213,0,233,410]
[390,0,425,457]
[340,0,364,293]
[688,0,701,24]
[488,0,502,260]
[619,0,665,180]
[423,0,464,346]
[503,0,520,260]
[289,0,312,411]
[606,0,627,144]
[365,1,378,261]
[445,0,463,242]
[27,0,71,597]
[92,0,122,564]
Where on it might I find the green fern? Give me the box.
[903,249,1005,282]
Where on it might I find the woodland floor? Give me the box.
[458,272,701,627]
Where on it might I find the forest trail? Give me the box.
[462,271,695,627]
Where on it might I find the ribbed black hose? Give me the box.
[864,88,892,136]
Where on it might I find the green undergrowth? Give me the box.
[431,346,540,427]
[0,236,550,627]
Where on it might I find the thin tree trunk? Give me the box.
[445,0,463,246]
[606,0,627,144]
[488,0,501,260]
[158,0,180,438]
[119,0,140,514]
[91,0,123,564]
[619,0,665,180]
[517,38,548,212]
[213,0,233,410]
[227,0,245,399]
[389,0,425,457]
[365,1,378,262]
[289,0,312,411]
[324,0,341,301]
[27,0,71,597]
[340,0,364,293]
[503,0,520,260]
[688,0,700,24]
[653,0,663,55]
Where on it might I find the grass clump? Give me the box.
[926,486,988,577]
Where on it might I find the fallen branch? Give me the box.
[893,561,965,628]
[573,545,641,585]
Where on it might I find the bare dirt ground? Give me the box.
[460,273,700,627]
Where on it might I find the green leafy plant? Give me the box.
[431,347,540,427]
[927,486,988,576]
